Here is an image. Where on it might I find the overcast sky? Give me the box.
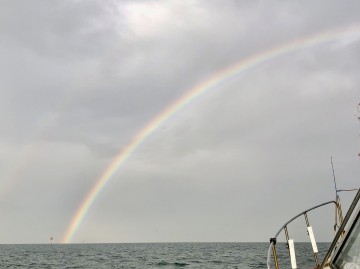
[0,0,359,244]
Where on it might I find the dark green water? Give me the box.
[0,242,330,268]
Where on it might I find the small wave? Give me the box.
[248,260,267,268]
[174,262,188,267]
[155,261,188,267]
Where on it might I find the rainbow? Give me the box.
[62,24,360,243]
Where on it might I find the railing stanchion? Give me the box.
[270,238,280,269]
[304,213,320,268]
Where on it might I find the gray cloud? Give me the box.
[0,0,359,244]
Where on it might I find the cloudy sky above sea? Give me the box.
[0,0,359,244]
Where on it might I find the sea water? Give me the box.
[0,242,330,268]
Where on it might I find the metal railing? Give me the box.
[320,189,360,268]
[267,200,341,269]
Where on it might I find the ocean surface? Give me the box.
[0,242,330,268]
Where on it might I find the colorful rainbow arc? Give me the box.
[62,24,360,243]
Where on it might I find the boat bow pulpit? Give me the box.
[267,189,360,269]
